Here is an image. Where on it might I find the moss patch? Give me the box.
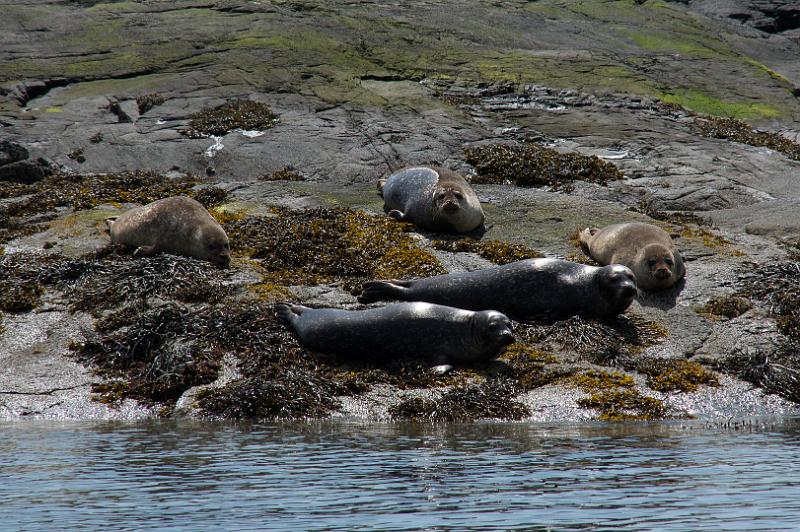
[498,342,573,390]
[464,143,623,191]
[181,99,279,138]
[224,207,446,290]
[388,379,530,422]
[572,369,635,392]
[695,117,800,161]
[431,238,543,264]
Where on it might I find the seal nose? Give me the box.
[216,255,231,269]
[621,283,638,299]
[442,201,460,213]
[498,330,515,346]
[654,268,671,280]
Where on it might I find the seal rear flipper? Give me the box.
[275,303,307,327]
[387,209,407,222]
[358,280,412,304]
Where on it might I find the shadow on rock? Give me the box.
[636,278,686,310]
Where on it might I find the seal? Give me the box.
[378,165,484,233]
[578,222,685,291]
[106,195,231,268]
[275,302,514,372]
[359,258,638,321]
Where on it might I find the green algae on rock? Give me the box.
[695,117,800,161]
[431,238,543,264]
[572,369,635,392]
[225,207,446,289]
[181,99,279,138]
[464,143,624,191]
[389,379,530,422]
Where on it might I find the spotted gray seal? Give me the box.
[579,222,685,291]
[106,195,231,268]
[276,302,514,371]
[359,258,638,321]
[378,166,484,233]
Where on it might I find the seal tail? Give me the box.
[358,280,411,304]
[578,227,598,255]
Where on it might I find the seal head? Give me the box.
[473,310,515,350]
[634,243,683,290]
[597,264,638,315]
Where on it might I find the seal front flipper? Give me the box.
[275,303,306,328]
[578,227,598,255]
[133,245,158,258]
[104,216,118,234]
[377,179,387,198]
[387,209,407,222]
[358,280,412,304]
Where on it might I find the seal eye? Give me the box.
[665,259,674,266]
[454,192,463,200]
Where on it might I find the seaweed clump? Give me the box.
[637,359,720,393]
[723,261,800,403]
[181,99,279,138]
[517,315,667,366]
[432,238,543,264]
[571,369,671,421]
[499,343,573,390]
[258,167,306,182]
[388,379,530,422]
[696,117,800,161]
[136,93,166,114]
[695,294,752,320]
[464,143,624,191]
[225,207,446,289]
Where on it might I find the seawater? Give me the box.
[2,419,800,531]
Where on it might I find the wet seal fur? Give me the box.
[359,258,638,321]
[106,195,231,268]
[579,222,685,291]
[378,166,484,233]
[276,302,514,372]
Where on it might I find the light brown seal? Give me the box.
[359,258,638,321]
[579,222,685,291]
[106,195,231,268]
[378,166,484,233]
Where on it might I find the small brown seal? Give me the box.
[106,195,231,268]
[378,166,484,233]
[359,258,638,321]
[275,302,514,373]
[579,222,685,291]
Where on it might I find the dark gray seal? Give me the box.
[379,165,484,233]
[276,302,514,371]
[106,195,231,268]
[579,222,685,291]
[359,258,638,321]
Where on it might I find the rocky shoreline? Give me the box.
[2,0,800,421]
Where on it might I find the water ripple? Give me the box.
[2,420,800,530]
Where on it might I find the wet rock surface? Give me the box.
[2,0,800,421]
